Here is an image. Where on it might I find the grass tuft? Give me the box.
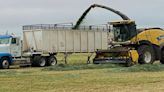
[116,64,164,72]
[43,63,164,72]
[43,63,121,71]
[0,70,17,75]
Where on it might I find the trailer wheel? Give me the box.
[47,56,57,66]
[33,56,46,67]
[137,45,155,64]
[0,57,9,69]
[160,49,164,64]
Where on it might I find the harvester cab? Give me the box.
[110,20,137,42]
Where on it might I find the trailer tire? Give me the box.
[137,45,155,64]
[0,57,9,69]
[33,56,46,67]
[47,56,57,66]
[160,50,164,64]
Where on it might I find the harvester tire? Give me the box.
[0,57,9,69]
[160,50,164,64]
[137,45,155,64]
[47,56,57,66]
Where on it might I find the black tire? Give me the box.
[32,56,46,67]
[46,56,57,66]
[0,57,9,69]
[137,45,155,64]
[32,56,39,66]
[160,50,164,64]
[125,58,133,67]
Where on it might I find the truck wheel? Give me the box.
[0,57,9,69]
[137,45,155,64]
[38,57,46,67]
[160,50,164,64]
[47,56,57,66]
[33,56,46,67]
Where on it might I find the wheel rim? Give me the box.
[144,51,152,63]
[40,58,46,67]
[2,60,9,68]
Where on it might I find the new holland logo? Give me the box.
[157,35,164,41]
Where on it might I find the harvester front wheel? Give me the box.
[137,45,155,64]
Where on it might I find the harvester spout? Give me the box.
[73,4,130,29]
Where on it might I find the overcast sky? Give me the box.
[0,0,164,35]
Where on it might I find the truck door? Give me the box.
[10,37,21,57]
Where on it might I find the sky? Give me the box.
[0,0,164,35]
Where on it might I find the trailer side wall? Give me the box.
[23,29,108,53]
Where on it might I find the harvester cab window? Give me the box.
[113,25,128,42]
[113,27,121,41]
[113,24,137,42]
[120,25,130,41]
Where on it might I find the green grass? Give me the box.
[0,53,164,92]
[43,63,164,72]
[1,67,164,92]
[56,53,94,64]
[116,64,164,72]
[43,63,120,71]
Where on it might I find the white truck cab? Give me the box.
[0,35,57,69]
[0,35,21,57]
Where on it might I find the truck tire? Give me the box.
[137,45,155,64]
[0,57,9,69]
[47,56,57,66]
[160,50,164,64]
[38,57,46,67]
[33,56,46,67]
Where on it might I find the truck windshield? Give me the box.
[0,38,10,44]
